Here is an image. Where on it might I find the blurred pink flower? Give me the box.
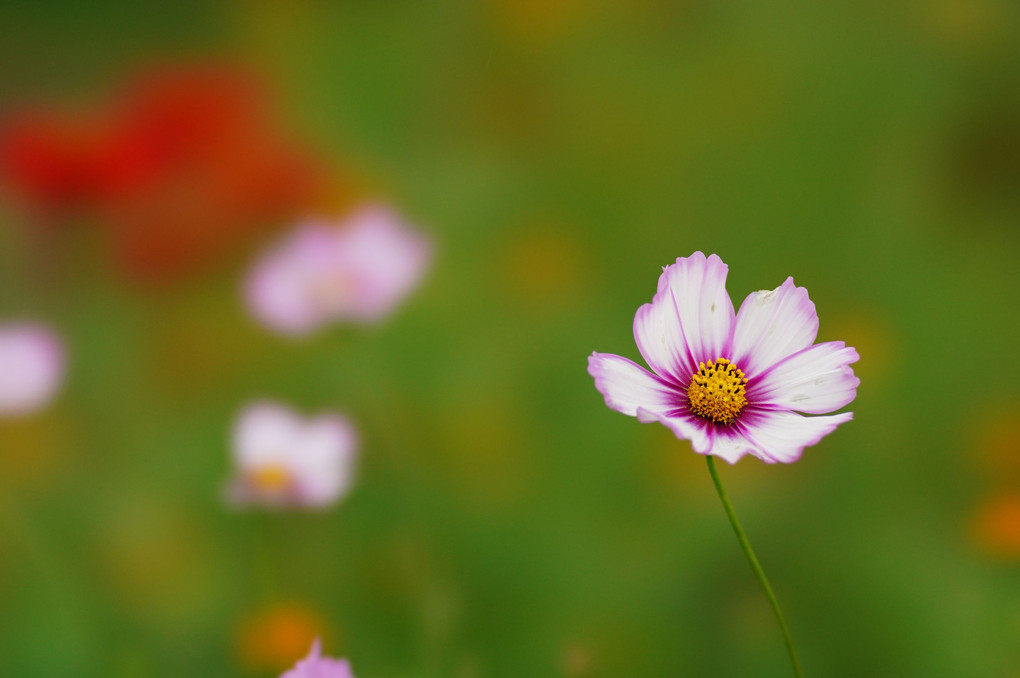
[245,205,432,335]
[281,639,354,678]
[588,252,859,464]
[0,323,65,416]
[228,402,357,509]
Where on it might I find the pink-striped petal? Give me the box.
[748,341,859,414]
[633,295,697,384]
[735,408,854,464]
[588,352,677,417]
[634,406,713,455]
[704,427,761,465]
[633,252,734,382]
[731,277,818,378]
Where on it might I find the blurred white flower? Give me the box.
[0,323,66,416]
[245,205,432,335]
[228,402,358,509]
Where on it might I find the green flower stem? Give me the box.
[257,512,279,601]
[706,456,804,678]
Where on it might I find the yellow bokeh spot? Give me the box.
[501,224,588,308]
[923,0,1007,52]
[250,465,293,492]
[825,309,893,385]
[493,0,585,44]
[94,497,215,626]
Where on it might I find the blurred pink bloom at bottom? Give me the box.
[245,205,432,335]
[227,402,357,509]
[281,639,354,678]
[0,323,65,416]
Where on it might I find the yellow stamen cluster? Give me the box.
[250,466,292,492]
[687,358,748,425]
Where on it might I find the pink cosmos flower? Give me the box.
[281,639,354,678]
[245,205,432,335]
[228,402,357,509]
[0,323,66,416]
[588,252,859,464]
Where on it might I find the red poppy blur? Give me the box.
[0,64,333,284]
[0,110,107,216]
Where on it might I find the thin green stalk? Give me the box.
[256,512,279,601]
[706,456,803,678]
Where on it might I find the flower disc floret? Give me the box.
[688,358,748,425]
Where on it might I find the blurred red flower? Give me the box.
[1,64,333,284]
[0,110,107,216]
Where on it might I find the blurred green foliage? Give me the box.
[1,1,1019,676]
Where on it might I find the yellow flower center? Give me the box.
[250,465,293,492]
[687,358,748,425]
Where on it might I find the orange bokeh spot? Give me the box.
[971,494,1020,560]
[972,405,1020,486]
[237,602,330,672]
[560,642,594,677]
[0,416,69,486]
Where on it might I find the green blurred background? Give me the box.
[1,1,1019,676]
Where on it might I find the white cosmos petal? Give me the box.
[634,407,713,456]
[282,638,355,678]
[705,428,760,465]
[244,207,432,336]
[0,324,65,416]
[588,352,677,417]
[245,226,342,336]
[633,294,697,384]
[748,341,860,414]
[590,253,858,465]
[233,402,303,469]
[731,277,819,378]
[339,206,433,322]
[292,415,358,506]
[230,402,357,508]
[635,252,734,379]
[737,409,854,464]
